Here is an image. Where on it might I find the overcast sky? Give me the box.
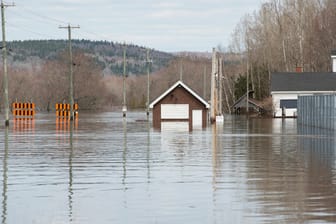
[6,0,262,52]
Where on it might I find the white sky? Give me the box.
[5,0,262,52]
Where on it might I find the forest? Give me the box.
[0,0,336,113]
[223,0,336,112]
[7,40,173,76]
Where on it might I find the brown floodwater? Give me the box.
[0,112,335,224]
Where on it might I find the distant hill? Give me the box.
[7,39,174,76]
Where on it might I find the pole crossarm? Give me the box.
[59,25,80,29]
[1,2,15,7]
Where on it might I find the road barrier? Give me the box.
[12,102,35,119]
[55,103,79,119]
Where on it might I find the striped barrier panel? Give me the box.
[12,102,35,119]
[55,103,79,119]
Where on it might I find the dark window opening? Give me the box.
[280,99,297,109]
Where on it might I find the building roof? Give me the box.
[271,72,336,92]
[149,80,210,109]
[231,91,263,109]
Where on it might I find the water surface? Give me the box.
[0,112,335,224]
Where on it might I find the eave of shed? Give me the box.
[149,80,210,109]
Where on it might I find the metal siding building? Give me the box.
[149,81,210,130]
[297,95,336,130]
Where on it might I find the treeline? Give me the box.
[0,49,216,111]
[7,39,174,76]
[0,51,108,111]
[0,47,249,113]
[220,0,336,113]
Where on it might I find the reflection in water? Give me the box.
[56,118,78,130]
[2,128,8,224]
[68,122,74,223]
[146,121,150,182]
[298,124,336,151]
[122,118,127,187]
[211,124,218,224]
[211,124,217,192]
[12,118,35,133]
[160,121,189,158]
[245,120,336,223]
[0,113,336,223]
[297,125,336,222]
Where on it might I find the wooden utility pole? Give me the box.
[1,1,14,126]
[246,56,249,114]
[59,24,80,121]
[210,48,217,123]
[218,56,223,116]
[179,57,183,81]
[221,57,231,114]
[146,48,152,118]
[122,44,127,117]
[203,66,206,99]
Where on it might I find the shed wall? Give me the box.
[152,85,208,130]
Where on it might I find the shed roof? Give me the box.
[271,72,336,92]
[231,91,263,109]
[149,80,210,109]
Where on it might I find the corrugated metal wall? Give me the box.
[297,95,336,129]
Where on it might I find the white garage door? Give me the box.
[192,110,202,128]
[161,104,189,119]
[161,122,189,132]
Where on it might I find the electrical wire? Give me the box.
[17,5,68,25]
[7,21,57,40]
[7,4,125,44]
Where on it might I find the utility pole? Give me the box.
[203,66,206,99]
[246,55,249,115]
[122,43,127,117]
[59,24,80,121]
[1,1,14,126]
[222,57,231,114]
[179,57,183,81]
[146,48,152,119]
[210,48,217,123]
[218,56,223,116]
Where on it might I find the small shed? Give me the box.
[232,91,264,115]
[149,80,210,130]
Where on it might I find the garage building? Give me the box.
[149,81,210,130]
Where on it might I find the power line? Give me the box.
[6,4,133,48]
[8,4,122,43]
[18,5,68,25]
[77,28,113,42]
[15,5,114,41]
[7,21,56,39]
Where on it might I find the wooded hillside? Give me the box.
[7,39,174,76]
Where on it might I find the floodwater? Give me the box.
[0,112,335,224]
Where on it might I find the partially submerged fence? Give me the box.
[297,95,336,129]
